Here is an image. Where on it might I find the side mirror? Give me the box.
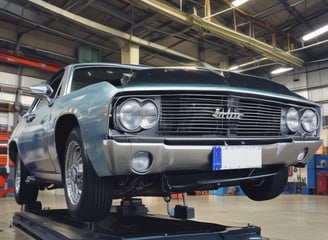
[30,84,53,97]
[30,84,54,105]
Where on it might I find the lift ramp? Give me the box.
[13,200,266,240]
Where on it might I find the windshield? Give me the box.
[71,67,137,91]
[127,67,227,85]
[126,67,293,96]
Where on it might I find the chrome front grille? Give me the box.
[158,94,282,137]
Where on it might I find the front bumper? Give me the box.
[101,138,322,176]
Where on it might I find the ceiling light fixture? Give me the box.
[302,24,328,41]
[229,66,239,71]
[271,67,293,75]
[228,57,268,72]
[232,0,249,7]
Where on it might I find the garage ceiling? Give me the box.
[0,0,328,77]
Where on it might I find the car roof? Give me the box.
[67,62,148,70]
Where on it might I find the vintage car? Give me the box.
[9,63,322,221]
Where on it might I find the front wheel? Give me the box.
[64,127,112,221]
[14,153,39,204]
[240,167,288,201]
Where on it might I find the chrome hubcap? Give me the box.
[65,141,83,206]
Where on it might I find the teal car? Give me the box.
[9,63,322,221]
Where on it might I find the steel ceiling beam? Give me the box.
[128,0,304,68]
[278,0,312,31]
[27,0,200,63]
[0,50,63,72]
[93,0,133,24]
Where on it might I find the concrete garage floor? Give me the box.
[0,192,328,240]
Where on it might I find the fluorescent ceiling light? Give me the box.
[229,66,239,71]
[232,0,249,7]
[271,67,293,75]
[302,24,328,41]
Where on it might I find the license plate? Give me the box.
[212,146,262,170]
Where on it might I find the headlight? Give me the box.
[286,107,299,132]
[301,109,318,132]
[118,99,142,131]
[117,98,159,131]
[141,101,159,129]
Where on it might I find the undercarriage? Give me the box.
[111,165,284,198]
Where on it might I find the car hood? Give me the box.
[126,67,301,99]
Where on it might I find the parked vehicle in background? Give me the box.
[9,63,322,221]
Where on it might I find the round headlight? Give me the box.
[301,109,318,132]
[141,101,159,129]
[286,108,299,132]
[118,100,142,131]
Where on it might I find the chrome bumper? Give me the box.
[101,139,322,176]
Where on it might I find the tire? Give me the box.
[64,127,112,221]
[240,167,288,201]
[14,153,39,204]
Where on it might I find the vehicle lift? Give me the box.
[13,193,266,240]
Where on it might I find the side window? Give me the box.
[27,98,41,114]
[49,71,64,99]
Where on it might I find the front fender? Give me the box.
[56,82,119,176]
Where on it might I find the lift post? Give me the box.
[13,199,266,240]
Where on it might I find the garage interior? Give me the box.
[0,0,328,239]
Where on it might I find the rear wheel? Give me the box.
[14,153,39,204]
[240,167,288,201]
[64,127,112,221]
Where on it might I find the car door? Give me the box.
[18,70,64,173]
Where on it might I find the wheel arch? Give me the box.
[55,114,79,174]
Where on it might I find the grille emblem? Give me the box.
[212,107,244,120]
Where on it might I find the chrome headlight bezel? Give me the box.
[115,98,159,132]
